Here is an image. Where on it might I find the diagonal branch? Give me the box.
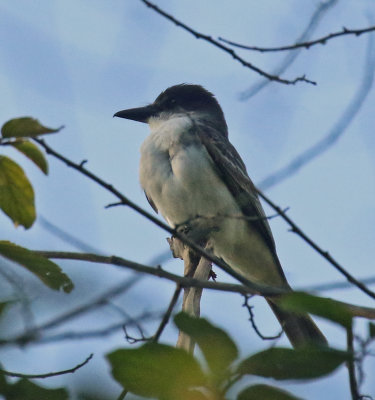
[139,0,315,86]
[33,137,269,291]
[34,138,375,301]
[239,0,338,99]
[256,189,375,301]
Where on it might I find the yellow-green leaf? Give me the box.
[0,156,35,229]
[1,117,63,139]
[0,241,74,293]
[107,343,206,399]
[280,292,353,329]
[237,346,350,380]
[238,384,302,400]
[4,379,68,400]
[11,140,48,174]
[174,312,238,376]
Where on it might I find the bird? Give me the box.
[114,83,327,348]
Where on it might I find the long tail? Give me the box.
[267,299,327,348]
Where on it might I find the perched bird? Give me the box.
[114,84,327,348]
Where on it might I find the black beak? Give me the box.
[113,105,157,123]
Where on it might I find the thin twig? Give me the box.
[243,295,283,341]
[0,354,93,379]
[258,32,375,190]
[220,25,375,52]
[239,0,338,99]
[0,275,141,347]
[123,325,151,344]
[37,312,160,345]
[347,325,360,400]
[117,389,128,400]
[152,284,182,342]
[139,0,315,86]
[256,189,375,301]
[299,276,375,293]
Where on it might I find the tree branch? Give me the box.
[0,275,141,347]
[243,295,283,341]
[152,284,182,342]
[139,0,315,86]
[34,138,375,301]
[33,137,275,291]
[239,0,338,99]
[219,25,375,52]
[34,250,375,320]
[256,189,375,301]
[258,32,375,190]
[347,325,360,400]
[0,354,93,379]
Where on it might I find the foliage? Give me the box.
[1,115,374,399]
[0,117,62,228]
[0,373,68,400]
[106,312,352,400]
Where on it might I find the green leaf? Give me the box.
[174,312,238,375]
[0,155,35,229]
[237,384,301,400]
[1,117,63,139]
[0,241,74,293]
[11,140,48,174]
[4,378,68,400]
[369,322,375,339]
[237,346,350,380]
[107,343,206,399]
[279,292,353,328]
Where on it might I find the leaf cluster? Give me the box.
[0,117,63,228]
[107,309,353,400]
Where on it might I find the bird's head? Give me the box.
[114,84,228,135]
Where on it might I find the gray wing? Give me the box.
[195,121,279,258]
[144,190,158,213]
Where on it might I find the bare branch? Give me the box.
[34,251,375,320]
[239,0,338,99]
[256,190,375,301]
[35,139,375,301]
[0,354,93,379]
[220,25,375,53]
[33,138,263,291]
[258,32,375,190]
[347,325,360,400]
[243,295,283,341]
[38,214,102,253]
[139,0,315,86]
[299,276,375,293]
[152,284,182,342]
[0,275,141,347]
[36,312,160,345]
[34,250,284,297]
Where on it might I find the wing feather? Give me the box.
[195,121,278,258]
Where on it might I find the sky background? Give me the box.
[0,0,375,399]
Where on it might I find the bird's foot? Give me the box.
[176,215,220,245]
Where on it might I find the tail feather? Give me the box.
[267,299,327,348]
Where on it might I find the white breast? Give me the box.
[139,115,239,226]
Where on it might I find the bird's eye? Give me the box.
[168,98,177,107]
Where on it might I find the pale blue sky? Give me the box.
[0,1,374,398]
